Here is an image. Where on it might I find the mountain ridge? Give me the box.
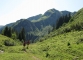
[0,8,76,41]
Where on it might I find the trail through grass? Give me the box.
[0,31,83,60]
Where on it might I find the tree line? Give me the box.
[56,13,71,29]
[2,26,26,42]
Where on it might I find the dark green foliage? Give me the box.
[67,42,70,46]
[76,38,83,44]
[46,52,50,57]
[39,39,44,42]
[8,27,12,37]
[21,28,25,40]
[2,26,19,42]
[3,26,9,36]
[56,13,71,29]
[3,26,12,37]
[18,33,22,41]
[52,8,83,35]
[64,27,71,33]
[0,44,2,47]
[18,27,25,42]
[70,22,83,31]
[4,40,15,46]
[69,18,73,22]
[56,16,63,29]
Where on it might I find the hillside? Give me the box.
[28,31,83,60]
[0,34,21,51]
[24,8,83,60]
[28,14,42,21]
[47,8,83,38]
[0,26,3,29]
[0,31,83,60]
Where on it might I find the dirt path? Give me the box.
[25,50,40,60]
[32,56,40,60]
[0,50,4,53]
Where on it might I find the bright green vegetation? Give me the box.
[28,31,83,60]
[31,16,49,22]
[55,8,83,35]
[0,31,83,60]
[0,34,21,50]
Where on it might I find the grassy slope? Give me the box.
[0,35,15,46]
[56,8,83,34]
[43,8,83,40]
[0,31,83,60]
[0,35,40,60]
[0,34,21,51]
[28,31,83,60]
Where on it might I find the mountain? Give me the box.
[13,19,36,32]
[27,14,42,21]
[0,8,76,41]
[46,8,83,38]
[31,9,75,29]
[59,8,83,32]
[0,26,3,29]
[34,9,62,29]
[0,26,4,33]
[61,11,71,16]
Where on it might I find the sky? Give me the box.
[0,0,83,25]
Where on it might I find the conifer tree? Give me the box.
[4,26,9,36]
[8,27,12,37]
[18,27,25,42]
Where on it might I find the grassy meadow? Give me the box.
[0,31,83,60]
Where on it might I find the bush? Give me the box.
[67,42,70,46]
[0,44,2,47]
[46,52,50,57]
[4,39,15,46]
[76,38,83,44]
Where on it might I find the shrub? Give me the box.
[80,38,83,42]
[0,44,2,47]
[76,38,83,44]
[39,39,44,42]
[67,42,70,46]
[46,52,50,57]
[4,39,15,46]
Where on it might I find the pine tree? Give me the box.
[21,28,25,41]
[8,27,12,37]
[4,26,9,36]
[18,32,22,41]
[56,13,71,29]
[18,27,25,42]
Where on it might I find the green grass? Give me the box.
[31,16,49,22]
[27,31,83,60]
[0,53,30,60]
[0,34,21,51]
[0,34,21,45]
[0,31,83,60]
